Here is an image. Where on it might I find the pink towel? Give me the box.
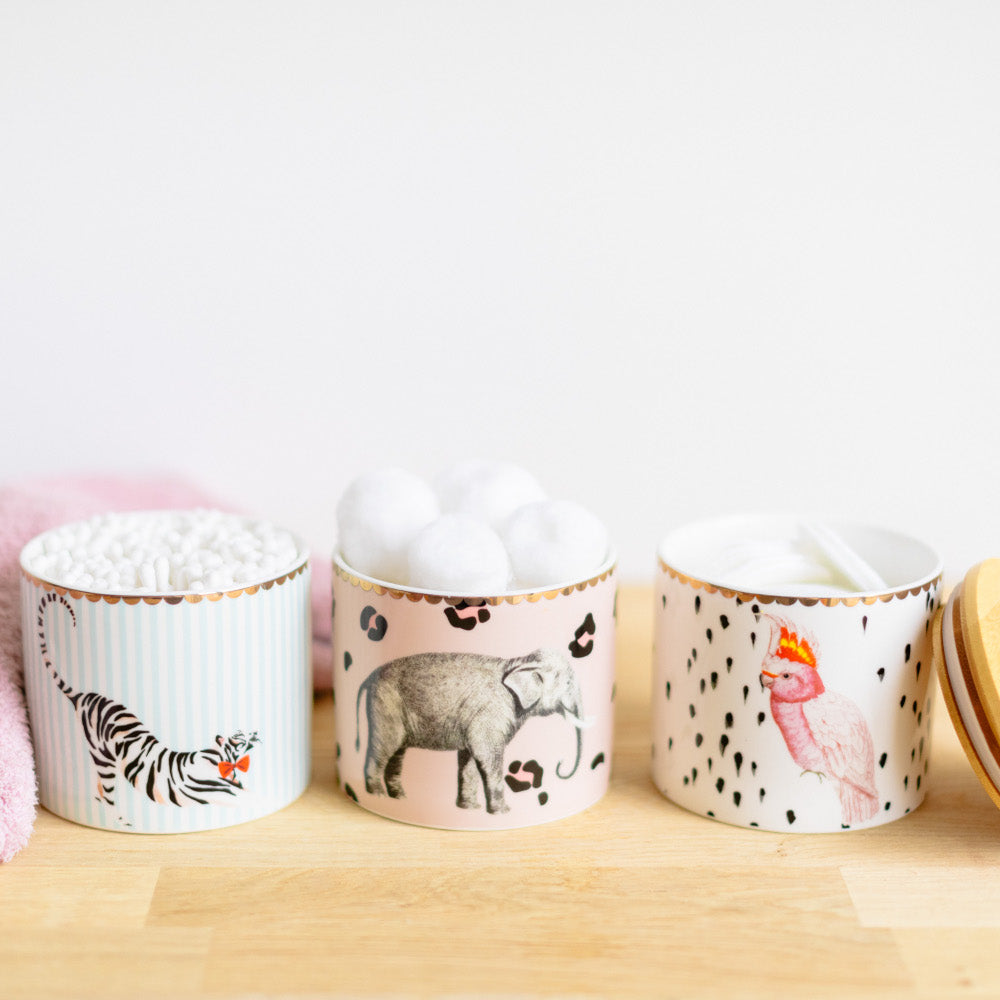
[0,475,332,863]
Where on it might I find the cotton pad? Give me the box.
[336,468,439,584]
[701,522,889,595]
[501,500,609,589]
[406,514,511,594]
[435,460,547,529]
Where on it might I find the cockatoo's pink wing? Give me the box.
[801,690,877,796]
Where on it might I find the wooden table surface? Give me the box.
[5,585,1000,999]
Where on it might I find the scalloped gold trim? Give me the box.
[657,558,940,607]
[20,561,308,605]
[332,560,616,605]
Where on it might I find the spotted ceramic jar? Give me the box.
[652,517,942,833]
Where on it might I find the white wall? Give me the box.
[2,2,998,587]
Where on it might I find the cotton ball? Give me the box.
[435,460,546,530]
[337,468,440,583]
[502,500,609,589]
[407,514,511,594]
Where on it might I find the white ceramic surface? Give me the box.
[652,516,942,833]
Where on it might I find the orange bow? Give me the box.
[218,756,250,779]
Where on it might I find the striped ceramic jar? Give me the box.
[20,558,311,834]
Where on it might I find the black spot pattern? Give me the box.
[445,601,491,631]
[360,605,388,641]
[657,579,940,830]
[568,613,596,658]
[894,605,938,808]
[506,759,544,793]
[659,587,772,825]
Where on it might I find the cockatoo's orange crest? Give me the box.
[775,626,817,668]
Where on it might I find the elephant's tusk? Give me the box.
[564,711,595,730]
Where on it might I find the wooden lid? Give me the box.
[934,559,1000,809]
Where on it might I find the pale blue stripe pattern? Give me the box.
[21,563,311,834]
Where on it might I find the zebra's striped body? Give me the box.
[37,592,259,807]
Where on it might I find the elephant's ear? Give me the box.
[503,665,544,711]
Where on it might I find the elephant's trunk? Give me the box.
[556,717,583,780]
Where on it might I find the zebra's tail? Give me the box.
[37,592,77,699]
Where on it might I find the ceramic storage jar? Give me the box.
[331,552,617,830]
[20,511,312,833]
[652,516,942,833]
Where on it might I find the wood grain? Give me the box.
[5,585,1000,999]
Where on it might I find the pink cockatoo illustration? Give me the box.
[759,616,878,825]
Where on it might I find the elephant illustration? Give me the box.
[354,648,588,814]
